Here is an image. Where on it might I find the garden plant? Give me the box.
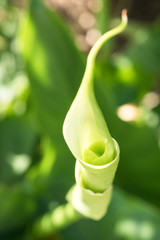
[0,0,160,239]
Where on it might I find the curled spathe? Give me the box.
[63,10,127,219]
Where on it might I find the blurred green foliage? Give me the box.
[0,0,160,239]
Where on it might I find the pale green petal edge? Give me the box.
[66,139,120,220]
[66,184,112,220]
[76,139,120,193]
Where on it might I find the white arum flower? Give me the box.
[63,10,128,220]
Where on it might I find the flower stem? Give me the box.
[29,203,82,239]
[82,9,128,88]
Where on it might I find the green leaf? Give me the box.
[19,0,85,206]
[0,183,36,234]
[20,0,84,143]
[126,22,160,75]
[0,116,36,183]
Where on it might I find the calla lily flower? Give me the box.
[63,10,128,220]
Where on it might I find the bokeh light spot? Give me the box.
[117,104,140,122]
[86,28,101,46]
[79,12,95,30]
[8,154,31,174]
[142,92,159,109]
